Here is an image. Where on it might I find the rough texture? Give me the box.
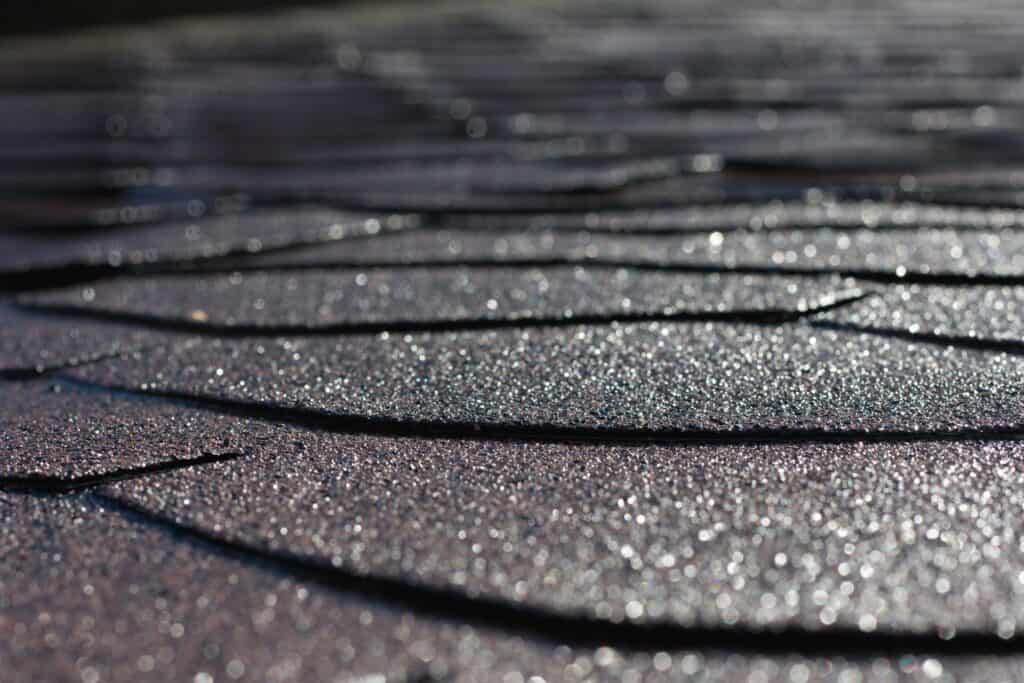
[21,270,858,329]
[103,435,1024,637]
[0,209,412,275]
[0,381,258,480]
[14,493,1015,683]
[6,0,1024,679]
[217,226,1024,280]
[816,285,1024,344]
[0,303,176,375]
[0,493,701,682]
[69,322,1024,435]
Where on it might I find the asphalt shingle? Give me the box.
[101,435,1024,638]
[6,0,1024,679]
[0,381,256,481]
[21,270,860,331]
[0,209,411,278]
[15,492,1017,682]
[68,322,1024,435]
[208,227,1024,281]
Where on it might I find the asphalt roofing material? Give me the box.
[20,270,861,332]
[64,323,1024,437]
[0,381,255,483]
[154,227,1024,283]
[6,0,1024,681]
[14,496,1024,683]
[0,303,176,377]
[101,436,1024,636]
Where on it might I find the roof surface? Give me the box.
[4,1,1024,681]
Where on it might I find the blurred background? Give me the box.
[3,0,345,35]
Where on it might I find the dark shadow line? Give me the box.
[143,258,1024,288]
[0,450,245,493]
[4,236,1024,296]
[15,289,873,338]
[93,492,1024,656]
[52,374,1024,448]
[0,346,145,381]
[720,160,933,177]
[0,221,421,292]
[467,160,689,196]
[811,320,1024,356]
[0,262,121,292]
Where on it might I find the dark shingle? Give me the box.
[101,435,1024,637]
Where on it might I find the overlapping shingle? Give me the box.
[815,284,1024,347]
[66,322,1024,436]
[6,0,1024,679]
[18,493,1024,682]
[0,381,253,482]
[100,435,1024,639]
[20,270,860,332]
[200,226,1024,283]
[0,303,173,377]
[0,209,413,288]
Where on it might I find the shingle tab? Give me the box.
[102,435,1024,638]
[68,322,1024,435]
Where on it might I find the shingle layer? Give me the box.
[5,0,1024,680]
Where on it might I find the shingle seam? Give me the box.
[0,450,246,493]
[48,374,1024,447]
[13,289,874,337]
[80,258,1024,287]
[811,320,1024,356]
[90,491,1024,657]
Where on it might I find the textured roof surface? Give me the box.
[5,0,1024,680]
